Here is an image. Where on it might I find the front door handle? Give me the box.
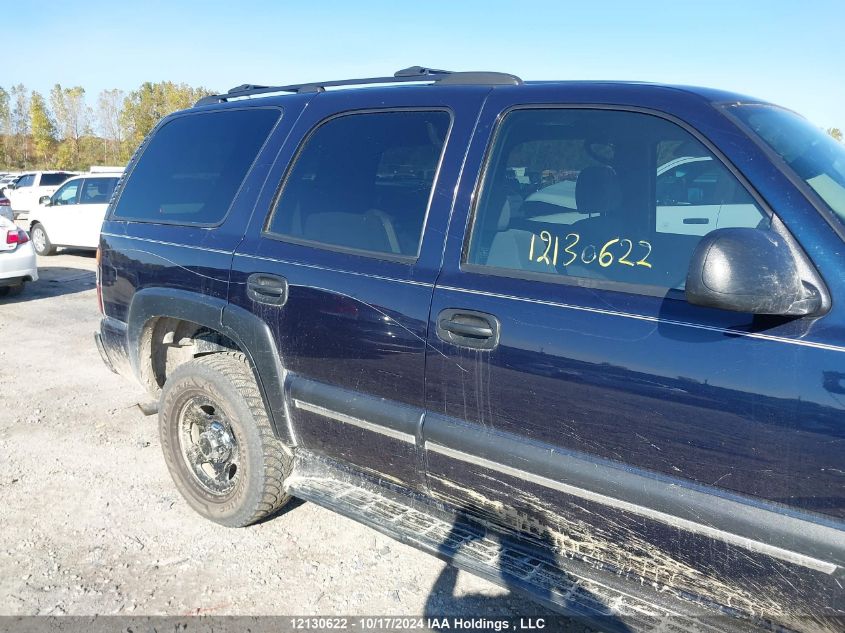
[436,309,500,350]
[247,273,288,306]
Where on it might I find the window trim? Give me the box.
[262,106,454,264]
[109,106,283,227]
[78,179,92,205]
[462,261,688,301]
[460,103,776,300]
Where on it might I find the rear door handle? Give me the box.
[436,309,500,350]
[246,273,288,306]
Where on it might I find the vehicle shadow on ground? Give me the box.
[0,264,96,304]
[422,519,627,633]
[53,248,96,259]
[424,563,555,621]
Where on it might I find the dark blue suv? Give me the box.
[95,67,845,631]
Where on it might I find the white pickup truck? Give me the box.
[5,171,77,221]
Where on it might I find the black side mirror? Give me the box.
[5,183,15,190]
[686,228,821,316]
[39,195,52,206]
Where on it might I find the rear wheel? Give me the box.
[30,224,54,256]
[158,351,293,527]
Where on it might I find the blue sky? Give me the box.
[6,0,845,130]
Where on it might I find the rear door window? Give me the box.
[112,108,280,225]
[266,110,451,259]
[40,173,73,187]
[80,177,118,204]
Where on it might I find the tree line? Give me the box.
[1,83,842,173]
[0,82,214,172]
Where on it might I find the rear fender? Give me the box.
[126,287,293,445]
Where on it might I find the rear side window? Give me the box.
[466,108,769,291]
[113,109,280,225]
[40,173,73,186]
[266,110,451,259]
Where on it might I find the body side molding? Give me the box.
[289,376,422,444]
[425,413,845,575]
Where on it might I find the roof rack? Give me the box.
[195,66,522,106]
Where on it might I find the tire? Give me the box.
[30,224,55,256]
[158,351,293,527]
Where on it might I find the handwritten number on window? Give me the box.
[525,232,652,271]
[563,233,579,266]
[618,239,635,266]
[636,241,653,268]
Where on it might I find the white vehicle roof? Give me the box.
[61,173,122,185]
[23,170,77,175]
[88,166,125,173]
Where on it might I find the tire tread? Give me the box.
[164,351,292,526]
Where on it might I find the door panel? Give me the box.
[230,88,491,488]
[423,87,845,617]
[51,204,82,246]
[41,179,81,244]
[11,174,35,212]
[77,202,108,248]
[77,178,117,248]
[426,278,845,517]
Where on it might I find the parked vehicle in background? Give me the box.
[0,195,12,221]
[96,67,845,632]
[0,215,37,297]
[518,155,764,240]
[29,172,121,255]
[0,173,22,195]
[5,171,77,221]
[88,165,125,174]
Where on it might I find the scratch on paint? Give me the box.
[306,284,470,374]
[118,248,230,283]
[428,474,804,625]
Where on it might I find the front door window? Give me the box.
[53,181,80,206]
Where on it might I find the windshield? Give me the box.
[728,104,845,227]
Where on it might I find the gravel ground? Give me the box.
[0,252,567,624]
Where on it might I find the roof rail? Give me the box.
[195,66,522,106]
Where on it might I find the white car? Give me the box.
[4,171,77,221]
[517,156,763,236]
[0,173,22,193]
[654,156,763,236]
[0,216,38,297]
[29,173,121,255]
[0,194,12,221]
